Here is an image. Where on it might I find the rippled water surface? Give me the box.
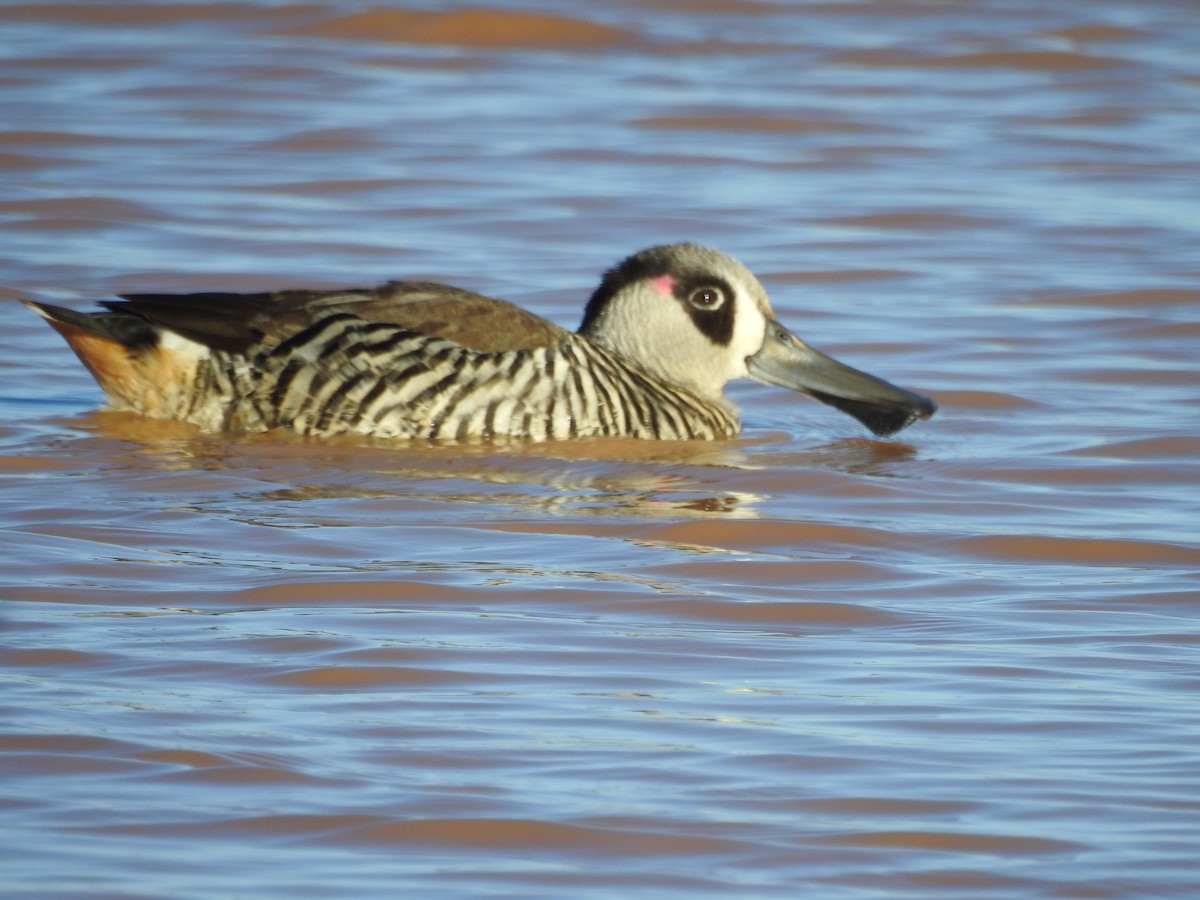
[2,1,1199,897]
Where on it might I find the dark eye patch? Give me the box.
[674,276,735,346]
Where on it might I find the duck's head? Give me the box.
[578,243,936,438]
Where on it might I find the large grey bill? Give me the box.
[747,320,936,437]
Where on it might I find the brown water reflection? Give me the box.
[3,0,1200,897]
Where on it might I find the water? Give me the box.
[2,1,1199,896]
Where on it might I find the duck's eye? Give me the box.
[688,287,724,311]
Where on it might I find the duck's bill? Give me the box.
[747,320,937,438]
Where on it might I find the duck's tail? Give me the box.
[23,300,205,419]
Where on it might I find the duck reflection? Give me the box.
[69,410,925,522]
[73,409,766,519]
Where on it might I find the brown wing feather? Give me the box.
[307,282,571,352]
[112,282,569,354]
[109,291,285,354]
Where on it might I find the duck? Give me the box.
[23,243,935,442]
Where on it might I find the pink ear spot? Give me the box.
[649,274,675,296]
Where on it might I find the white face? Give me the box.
[580,243,937,437]
[722,274,773,383]
[581,245,775,398]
